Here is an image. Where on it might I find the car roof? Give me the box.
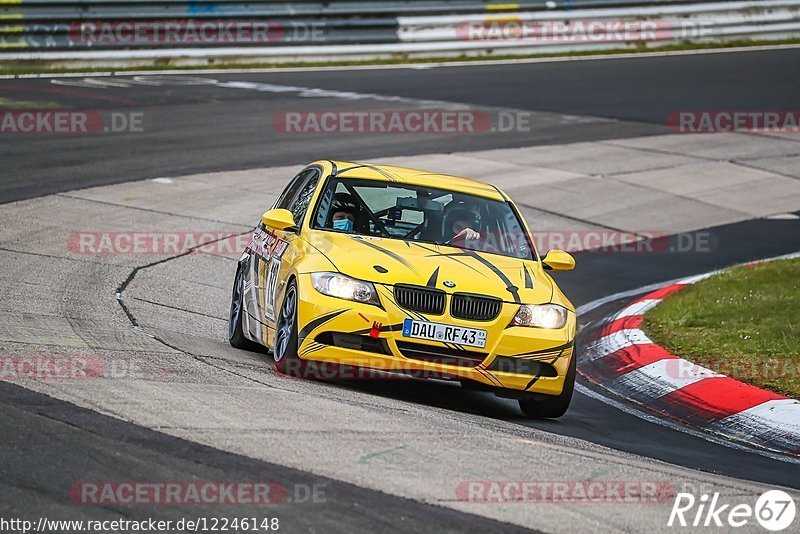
[322,160,506,201]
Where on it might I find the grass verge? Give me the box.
[643,258,800,398]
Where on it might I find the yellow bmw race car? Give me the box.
[229,160,577,418]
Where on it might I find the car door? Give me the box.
[242,167,321,346]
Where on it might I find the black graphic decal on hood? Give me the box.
[461,250,521,303]
[410,242,488,278]
[523,264,534,289]
[426,267,440,288]
[350,237,420,276]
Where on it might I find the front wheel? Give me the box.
[273,280,304,376]
[518,353,575,419]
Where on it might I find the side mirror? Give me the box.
[542,249,575,271]
[261,209,298,232]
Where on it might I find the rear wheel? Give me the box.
[229,263,262,351]
[273,280,304,377]
[518,353,575,419]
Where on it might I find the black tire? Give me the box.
[518,353,576,419]
[273,280,305,377]
[229,263,263,351]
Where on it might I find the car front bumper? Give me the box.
[294,274,576,395]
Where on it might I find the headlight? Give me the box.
[511,304,568,329]
[311,272,380,306]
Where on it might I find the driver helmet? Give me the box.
[444,204,480,237]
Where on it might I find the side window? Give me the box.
[286,170,320,226]
[313,181,337,228]
[274,169,313,210]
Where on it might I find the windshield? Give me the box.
[311,177,535,260]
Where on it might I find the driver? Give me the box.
[329,192,359,233]
[446,208,480,244]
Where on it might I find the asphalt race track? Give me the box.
[2,47,799,203]
[1,47,800,532]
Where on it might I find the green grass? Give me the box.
[0,97,60,108]
[643,258,800,398]
[1,39,799,75]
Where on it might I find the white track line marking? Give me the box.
[615,298,662,319]
[584,328,652,362]
[612,359,723,400]
[712,399,800,438]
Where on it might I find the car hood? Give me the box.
[308,231,553,304]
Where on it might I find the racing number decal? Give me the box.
[264,256,280,321]
[264,240,289,322]
[257,260,269,323]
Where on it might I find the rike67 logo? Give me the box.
[668,490,796,531]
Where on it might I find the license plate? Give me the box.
[402,318,487,349]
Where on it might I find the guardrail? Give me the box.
[398,1,800,50]
[0,0,798,67]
